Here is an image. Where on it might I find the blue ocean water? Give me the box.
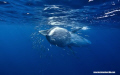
[0,0,120,75]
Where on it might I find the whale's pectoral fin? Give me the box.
[39,30,49,36]
[71,27,82,33]
[68,46,75,55]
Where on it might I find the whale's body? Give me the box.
[39,27,91,48]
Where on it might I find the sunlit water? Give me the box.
[0,0,120,75]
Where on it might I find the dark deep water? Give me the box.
[0,0,120,75]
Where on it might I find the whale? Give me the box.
[39,27,91,50]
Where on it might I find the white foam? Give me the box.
[105,9,120,15]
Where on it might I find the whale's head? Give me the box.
[39,27,71,47]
